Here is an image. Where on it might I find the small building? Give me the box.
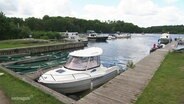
[65,31,79,41]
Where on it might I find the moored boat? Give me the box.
[173,45,184,52]
[4,52,68,73]
[107,35,116,40]
[115,33,131,39]
[158,33,172,44]
[87,36,108,42]
[87,31,108,42]
[38,47,124,94]
[173,38,184,52]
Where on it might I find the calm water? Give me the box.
[87,34,184,65]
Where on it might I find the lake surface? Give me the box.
[87,34,184,66]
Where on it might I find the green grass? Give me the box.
[0,68,63,104]
[0,39,60,49]
[0,43,38,49]
[135,52,184,104]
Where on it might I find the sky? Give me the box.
[0,0,184,27]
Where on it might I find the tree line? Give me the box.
[0,12,184,40]
[143,25,184,34]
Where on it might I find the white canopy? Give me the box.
[160,33,170,39]
[69,47,103,57]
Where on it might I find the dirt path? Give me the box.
[0,90,10,104]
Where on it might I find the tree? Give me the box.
[19,26,31,38]
[0,12,10,40]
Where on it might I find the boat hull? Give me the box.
[40,68,120,94]
[87,36,108,42]
[116,35,131,39]
[159,38,171,44]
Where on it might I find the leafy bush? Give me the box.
[32,31,64,40]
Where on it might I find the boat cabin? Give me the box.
[159,33,172,44]
[87,30,97,37]
[64,56,100,71]
[160,33,170,39]
[64,47,103,71]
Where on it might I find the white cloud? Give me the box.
[79,0,184,27]
[0,0,18,15]
[163,0,179,4]
[82,4,117,20]
[117,0,158,16]
[2,0,71,18]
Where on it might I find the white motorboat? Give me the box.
[173,38,184,52]
[173,45,184,52]
[114,33,131,39]
[177,37,184,45]
[158,33,172,44]
[107,35,116,40]
[38,47,124,94]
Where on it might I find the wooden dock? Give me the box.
[76,42,176,104]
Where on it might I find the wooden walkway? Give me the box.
[76,42,176,104]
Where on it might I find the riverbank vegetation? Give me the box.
[135,52,184,104]
[143,25,184,34]
[0,11,184,41]
[0,68,63,104]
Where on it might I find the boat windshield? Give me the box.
[64,56,100,71]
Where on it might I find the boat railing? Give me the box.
[40,72,92,81]
[50,74,56,81]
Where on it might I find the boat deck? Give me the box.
[23,65,63,80]
[76,42,176,104]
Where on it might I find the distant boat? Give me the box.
[177,37,184,45]
[107,35,116,40]
[150,44,165,53]
[38,47,124,94]
[173,45,184,52]
[87,30,108,42]
[158,33,172,44]
[173,38,184,52]
[114,33,131,39]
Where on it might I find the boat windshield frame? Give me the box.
[64,56,100,71]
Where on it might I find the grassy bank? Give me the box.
[0,39,61,49]
[0,68,63,104]
[135,52,184,104]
